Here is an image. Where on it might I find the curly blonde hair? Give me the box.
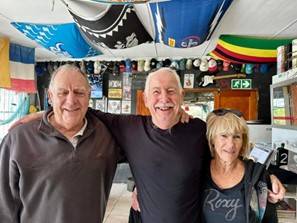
[206,110,250,159]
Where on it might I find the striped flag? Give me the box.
[0,37,11,88]
[210,35,293,64]
[9,43,36,93]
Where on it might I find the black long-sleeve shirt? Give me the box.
[92,110,210,223]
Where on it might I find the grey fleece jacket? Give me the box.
[0,108,122,223]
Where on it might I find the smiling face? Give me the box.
[206,111,250,161]
[48,65,91,132]
[143,68,184,129]
[212,133,243,164]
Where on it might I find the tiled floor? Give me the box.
[104,183,132,223]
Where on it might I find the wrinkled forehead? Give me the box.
[149,72,179,89]
[52,70,90,90]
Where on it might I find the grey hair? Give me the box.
[144,67,183,94]
[48,64,91,91]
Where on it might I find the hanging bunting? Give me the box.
[210,35,293,64]
[11,22,101,59]
[150,0,233,48]
[69,4,153,49]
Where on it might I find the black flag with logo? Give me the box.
[69,4,153,49]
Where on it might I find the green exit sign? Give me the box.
[231,79,252,89]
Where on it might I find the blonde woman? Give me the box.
[203,109,278,223]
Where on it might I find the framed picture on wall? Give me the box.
[123,86,131,100]
[108,80,122,88]
[88,74,103,99]
[121,100,131,114]
[94,98,106,111]
[183,73,194,88]
[108,100,121,114]
[108,88,122,98]
[123,72,132,86]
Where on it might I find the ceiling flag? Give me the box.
[210,35,293,64]
[150,0,233,48]
[11,22,101,59]
[69,4,153,49]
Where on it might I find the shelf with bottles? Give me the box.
[270,76,297,129]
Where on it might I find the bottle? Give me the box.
[276,143,288,167]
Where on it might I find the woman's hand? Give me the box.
[268,174,286,203]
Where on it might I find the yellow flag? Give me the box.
[0,37,11,88]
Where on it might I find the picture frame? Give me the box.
[108,88,122,98]
[108,100,121,114]
[183,73,194,88]
[121,100,131,114]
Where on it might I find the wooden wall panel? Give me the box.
[136,90,150,115]
[214,89,258,120]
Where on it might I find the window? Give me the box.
[0,89,29,141]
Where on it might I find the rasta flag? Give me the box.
[210,35,293,64]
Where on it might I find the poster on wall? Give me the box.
[108,100,121,114]
[123,72,132,86]
[123,86,131,100]
[108,88,122,98]
[121,100,131,114]
[183,73,194,88]
[95,99,106,111]
[109,80,122,88]
[90,82,103,99]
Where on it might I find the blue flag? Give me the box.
[150,0,233,48]
[11,22,101,58]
